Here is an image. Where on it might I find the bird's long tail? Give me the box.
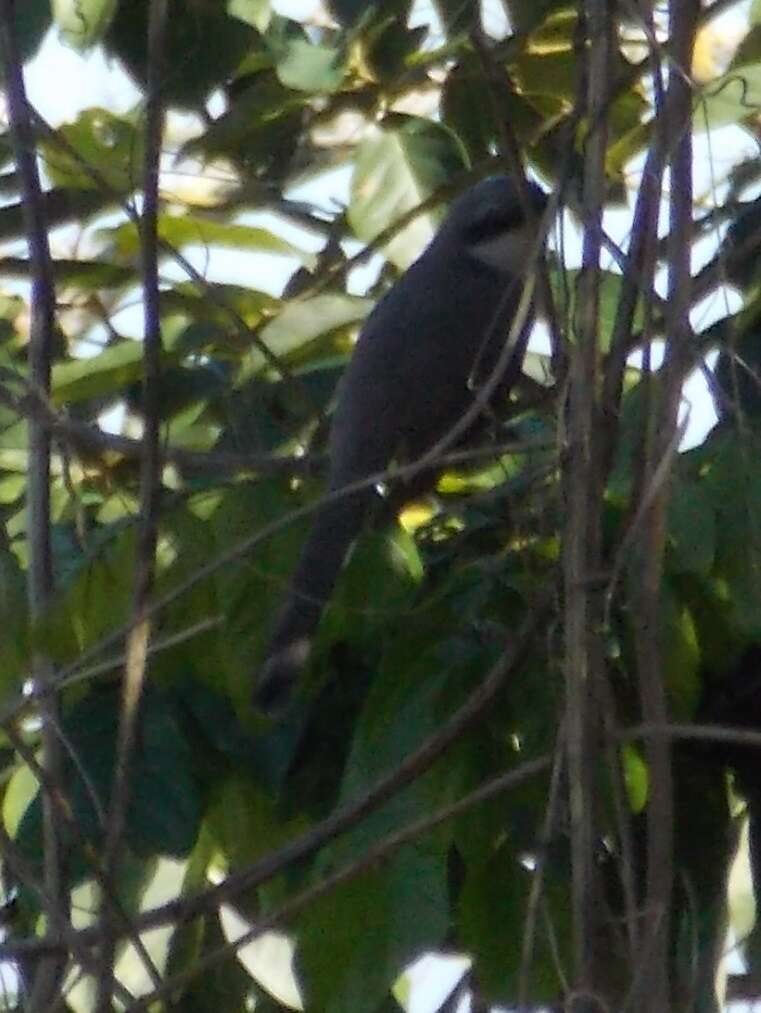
[253,487,371,712]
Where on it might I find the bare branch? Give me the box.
[562,0,612,994]
[629,3,700,1006]
[96,2,170,1006]
[0,4,66,1006]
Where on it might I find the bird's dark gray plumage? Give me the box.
[254,175,547,712]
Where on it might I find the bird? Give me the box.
[254,175,548,713]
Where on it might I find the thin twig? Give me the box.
[96,2,169,1006]
[629,3,699,1006]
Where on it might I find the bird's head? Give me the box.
[438,175,548,275]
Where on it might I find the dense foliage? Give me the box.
[2,0,761,1010]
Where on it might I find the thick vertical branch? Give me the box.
[0,3,65,1007]
[563,0,612,999]
[95,1,169,1007]
[630,1,699,1008]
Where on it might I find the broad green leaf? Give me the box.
[16,689,202,873]
[130,695,202,850]
[0,546,29,700]
[0,0,50,74]
[276,39,345,93]
[3,762,38,838]
[52,339,158,405]
[101,214,311,263]
[0,255,135,290]
[172,905,254,1010]
[105,0,257,107]
[442,55,508,163]
[179,71,305,175]
[458,835,574,1005]
[52,0,118,50]
[458,846,531,1003]
[228,0,271,32]
[39,525,135,663]
[349,115,468,270]
[697,65,761,132]
[0,188,117,242]
[252,294,372,372]
[554,269,644,350]
[297,841,448,1013]
[622,743,648,813]
[703,432,761,636]
[506,0,571,33]
[667,477,715,578]
[206,774,300,869]
[41,108,145,193]
[324,526,423,657]
[662,584,702,720]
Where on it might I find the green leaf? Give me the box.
[0,255,135,290]
[667,476,715,578]
[276,39,346,93]
[180,71,305,177]
[442,56,504,163]
[52,0,118,50]
[0,0,50,73]
[41,108,145,193]
[16,689,202,874]
[554,269,644,351]
[52,339,158,405]
[458,841,569,1005]
[38,525,135,665]
[702,432,761,636]
[253,294,372,373]
[228,0,271,32]
[106,0,257,108]
[297,842,448,1013]
[662,583,702,721]
[697,64,761,132]
[324,526,423,655]
[621,743,648,813]
[349,115,468,270]
[0,188,118,242]
[135,700,202,857]
[0,546,29,701]
[3,762,38,839]
[458,846,529,1002]
[101,214,311,263]
[206,773,301,869]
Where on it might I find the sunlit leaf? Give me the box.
[41,108,145,193]
[276,39,346,93]
[52,0,118,50]
[349,115,468,270]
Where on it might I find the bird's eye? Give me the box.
[465,209,518,242]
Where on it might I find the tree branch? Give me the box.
[95,2,169,1007]
[0,4,66,1006]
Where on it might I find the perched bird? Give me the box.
[254,175,547,712]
